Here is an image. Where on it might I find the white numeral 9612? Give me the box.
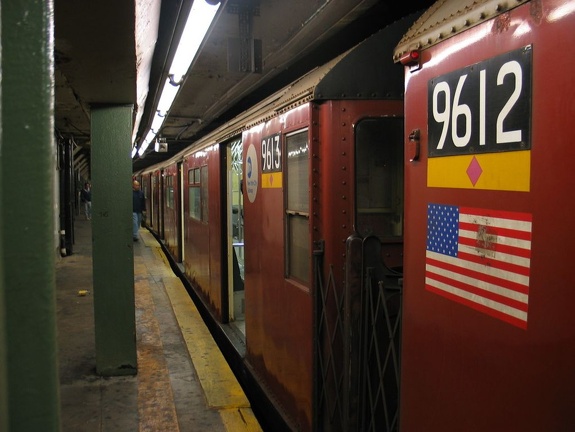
[432,60,523,150]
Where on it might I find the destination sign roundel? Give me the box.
[246,144,259,203]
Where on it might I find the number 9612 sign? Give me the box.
[428,45,532,157]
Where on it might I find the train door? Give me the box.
[354,116,404,431]
[159,169,165,239]
[355,117,404,257]
[151,173,156,229]
[226,138,245,334]
[177,161,184,261]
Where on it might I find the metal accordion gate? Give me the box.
[314,234,402,431]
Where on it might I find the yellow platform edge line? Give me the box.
[160,273,262,431]
[162,276,250,408]
[220,408,262,432]
[139,229,157,247]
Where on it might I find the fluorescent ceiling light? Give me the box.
[150,112,164,134]
[157,78,180,116]
[138,130,156,156]
[134,0,221,158]
[169,1,221,84]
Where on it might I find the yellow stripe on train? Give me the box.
[261,172,283,188]
[427,150,530,192]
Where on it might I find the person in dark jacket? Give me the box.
[80,182,92,220]
[132,180,146,241]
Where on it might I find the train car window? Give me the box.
[285,130,310,284]
[230,139,244,243]
[166,175,175,209]
[188,168,201,220]
[355,117,404,240]
[200,165,209,222]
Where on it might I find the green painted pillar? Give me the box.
[0,5,7,431]
[1,1,60,431]
[91,105,137,376]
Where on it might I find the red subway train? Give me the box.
[395,0,575,430]
[136,0,575,430]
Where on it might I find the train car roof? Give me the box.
[393,0,529,62]
[291,14,418,103]
[135,14,418,175]
[216,13,417,137]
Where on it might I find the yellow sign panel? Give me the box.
[427,150,530,192]
[261,172,283,188]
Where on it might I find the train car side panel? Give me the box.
[144,169,162,237]
[243,104,314,431]
[153,170,163,237]
[183,146,223,319]
[317,99,405,289]
[208,145,223,319]
[401,1,575,430]
[162,163,180,261]
[183,153,211,305]
[314,98,405,431]
[140,173,151,228]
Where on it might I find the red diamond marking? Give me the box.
[467,156,483,186]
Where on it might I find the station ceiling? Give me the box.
[54,0,435,176]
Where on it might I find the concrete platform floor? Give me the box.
[56,218,261,431]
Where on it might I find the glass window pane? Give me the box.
[201,166,209,222]
[286,130,309,284]
[169,187,174,209]
[230,139,243,242]
[189,187,201,219]
[286,131,309,213]
[355,118,404,239]
[288,215,309,283]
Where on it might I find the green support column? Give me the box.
[1,1,60,431]
[91,105,137,376]
[0,5,7,431]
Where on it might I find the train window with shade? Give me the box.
[188,168,201,220]
[285,129,310,284]
[355,117,404,240]
[166,174,175,209]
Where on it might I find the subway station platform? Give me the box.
[56,217,262,431]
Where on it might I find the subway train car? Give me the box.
[394,0,575,430]
[138,14,416,432]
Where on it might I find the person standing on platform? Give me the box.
[132,180,146,241]
[81,182,92,220]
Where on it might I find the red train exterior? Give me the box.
[242,104,314,427]
[395,0,575,430]
[182,147,225,317]
[138,15,415,431]
[137,1,575,427]
[243,96,407,429]
[162,163,181,262]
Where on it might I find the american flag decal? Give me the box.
[426,204,533,329]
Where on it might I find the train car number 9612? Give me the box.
[427,45,532,157]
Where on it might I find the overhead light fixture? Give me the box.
[169,0,221,84]
[157,78,180,116]
[135,0,222,158]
